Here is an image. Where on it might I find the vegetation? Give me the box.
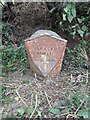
[1,1,90,119]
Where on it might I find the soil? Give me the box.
[2,66,88,118]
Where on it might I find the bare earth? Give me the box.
[2,66,88,118]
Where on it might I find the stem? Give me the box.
[16,90,28,107]
[74,69,89,116]
[44,92,52,108]
[29,94,38,118]
[74,98,85,116]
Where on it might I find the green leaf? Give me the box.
[68,12,73,23]
[81,16,85,21]
[77,109,90,118]
[70,31,76,39]
[26,108,33,115]
[23,80,29,84]
[82,25,88,31]
[49,108,60,115]
[0,84,2,93]
[77,18,82,23]
[63,14,66,21]
[59,22,62,26]
[64,7,68,13]
[37,110,42,117]
[71,25,76,28]
[70,31,76,36]
[71,7,76,18]
[14,97,19,101]
[17,107,25,116]
[0,84,2,99]
[0,24,2,30]
[77,29,84,37]
[67,3,71,11]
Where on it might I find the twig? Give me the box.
[59,112,72,117]
[3,83,20,88]
[31,94,34,109]
[44,91,52,108]
[66,113,77,119]
[34,73,37,81]
[29,94,38,119]
[86,70,88,86]
[0,107,4,120]
[74,97,85,116]
[85,69,89,107]
[15,90,28,107]
[3,83,16,87]
[74,69,89,116]
[5,91,14,96]
[34,109,42,118]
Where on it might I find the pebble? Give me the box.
[45,79,53,85]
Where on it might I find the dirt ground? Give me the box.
[2,65,88,118]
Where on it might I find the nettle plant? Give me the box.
[62,2,90,39]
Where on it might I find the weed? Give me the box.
[2,23,12,45]
[2,43,29,73]
[65,40,89,67]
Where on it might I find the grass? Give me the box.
[2,43,29,74]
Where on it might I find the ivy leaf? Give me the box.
[67,3,71,11]
[49,108,60,115]
[0,84,2,93]
[0,85,2,99]
[77,18,82,23]
[37,110,42,117]
[77,109,90,118]
[63,14,66,21]
[23,80,29,84]
[26,108,33,115]
[68,12,73,23]
[14,97,19,101]
[77,29,84,37]
[82,25,88,31]
[70,31,76,39]
[72,7,76,18]
[64,7,68,13]
[17,107,25,116]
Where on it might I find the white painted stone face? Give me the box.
[24,30,67,43]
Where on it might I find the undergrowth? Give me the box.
[2,43,29,74]
[65,40,90,68]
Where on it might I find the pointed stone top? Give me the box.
[24,30,67,42]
